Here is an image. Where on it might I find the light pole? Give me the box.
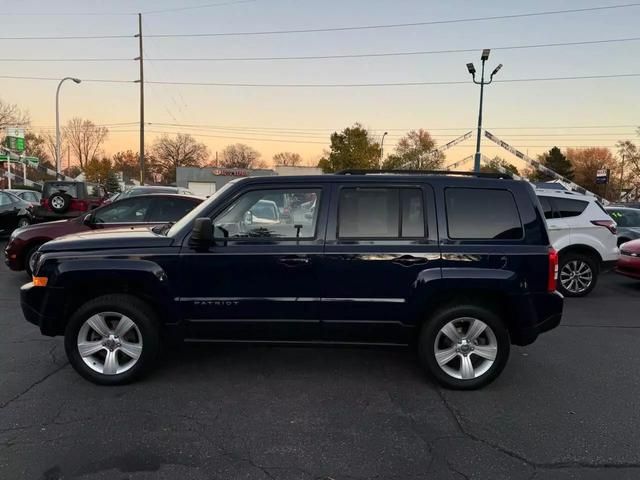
[467,49,502,172]
[56,77,81,178]
[380,131,388,169]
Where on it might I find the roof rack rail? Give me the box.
[334,169,513,179]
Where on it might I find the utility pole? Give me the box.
[135,13,145,185]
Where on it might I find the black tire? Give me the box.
[64,294,161,385]
[557,253,598,297]
[418,304,510,390]
[24,243,44,277]
[17,216,30,229]
[49,192,71,213]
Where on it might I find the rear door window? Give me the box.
[338,187,425,239]
[445,188,523,240]
[553,198,588,218]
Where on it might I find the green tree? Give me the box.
[112,150,141,182]
[528,146,574,181]
[84,157,112,183]
[480,156,519,176]
[317,123,381,173]
[105,171,121,193]
[382,129,444,170]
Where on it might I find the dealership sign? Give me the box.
[212,168,250,176]
[596,169,609,185]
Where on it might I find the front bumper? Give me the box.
[20,282,66,336]
[4,241,22,271]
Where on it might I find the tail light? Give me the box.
[71,200,89,212]
[591,220,617,235]
[548,247,558,292]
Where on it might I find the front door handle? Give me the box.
[279,255,310,266]
[392,254,429,266]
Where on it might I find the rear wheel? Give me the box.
[418,304,510,390]
[64,294,161,385]
[17,217,30,228]
[558,253,598,297]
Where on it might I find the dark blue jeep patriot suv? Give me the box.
[21,171,563,389]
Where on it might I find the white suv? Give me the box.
[536,189,618,297]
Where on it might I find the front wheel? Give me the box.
[418,305,510,390]
[558,253,598,297]
[64,294,161,385]
[17,217,30,228]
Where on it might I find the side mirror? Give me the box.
[190,217,213,250]
[244,210,253,225]
[83,213,94,226]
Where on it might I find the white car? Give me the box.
[536,189,618,297]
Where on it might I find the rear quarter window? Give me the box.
[445,188,523,240]
[553,198,588,218]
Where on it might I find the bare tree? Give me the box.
[0,99,30,130]
[220,143,263,169]
[151,133,209,183]
[273,152,302,166]
[63,118,109,169]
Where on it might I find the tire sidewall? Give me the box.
[558,253,598,297]
[419,305,510,390]
[64,295,160,385]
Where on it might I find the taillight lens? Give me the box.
[591,220,617,235]
[548,247,558,292]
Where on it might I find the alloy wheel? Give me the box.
[77,312,143,375]
[433,317,498,380]
[51,196,65,209]
[17,218,30,228]
[560,260,593,295]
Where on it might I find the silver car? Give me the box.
[606,207,640,246]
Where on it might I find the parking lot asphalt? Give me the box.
[2,248,640,480]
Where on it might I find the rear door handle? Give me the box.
[279,255,310,266]
[392,254,429,266]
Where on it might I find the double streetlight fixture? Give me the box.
[467,49,502,172]
[55,77,82,177]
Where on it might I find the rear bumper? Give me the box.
[20,282,66,336]
[31,206,80,222]
[509,291,564,346]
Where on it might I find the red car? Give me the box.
[616,239,640,280]
[5,194,202,276]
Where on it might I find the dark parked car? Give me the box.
[6,189,41,206]
[0,191,33,234]
[21,171,563,389]
[6,194,202,276]
[616,239,640,280]
[606,207,640,246]
[31,181,108,222]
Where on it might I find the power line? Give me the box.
[4,72,640,87]
[4,34,640,63]
[144,0,259,15]
[145,3,640,38]
[0,34,133,41]
[145,73,640,87]
[0,75,133,83]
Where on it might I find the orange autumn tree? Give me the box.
[566,147,620,200]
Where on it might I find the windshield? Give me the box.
[166,180,242,237]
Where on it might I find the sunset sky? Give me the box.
[2,0,639,171]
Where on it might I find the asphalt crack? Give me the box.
[0,362,68,409]
[436,387,640,473]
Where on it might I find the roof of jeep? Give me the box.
[231,173,525,187]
